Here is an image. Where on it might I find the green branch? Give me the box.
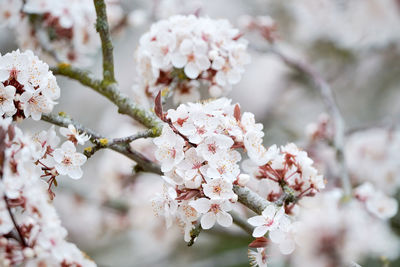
[51,64,162,134]
[93,0,116,83]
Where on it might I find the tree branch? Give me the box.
[230,211,253,235]
[51,64,162,133]
[233,185,271,215]
[41,113,162,175]
[93,0,116,83]
[270,46,352,197]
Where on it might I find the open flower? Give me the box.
[202,178,236,200]
[248,248,268,267]
[190,198,233,229]
[19,90,54,120]
[248,205,286,238]
[60,124,90,145]
[53,141,87,179]
[0,84,16,116]
[154,125,185,172]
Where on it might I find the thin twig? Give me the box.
[93,0,116,83]
[270,45,352,197]
[41,113,162,174]
[111,129,155,144]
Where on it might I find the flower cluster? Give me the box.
[134,15,250,106]
[290,190,399,267]
[152,98,323,247]
[0,117,93,266]
[0,0,124,66]
[345,128,400,195]
[0,49,60,121]
[243,142,325,212]
[354,182,398,220]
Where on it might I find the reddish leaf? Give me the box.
[234,103,241,121]
[154,90,164,120]
[249,237,269,248]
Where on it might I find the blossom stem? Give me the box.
[41,113,162,174]
[270,45,352,198]
[3,196,27,247]
[0,129,27,247]
[188,223,202,246]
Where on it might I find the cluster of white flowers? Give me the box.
[0,49,60,121]
[0,117,93,266]
[152,98,324,249]
[290,190,399,267]
[0,0,124,66]
[354,182,398,220]
[345,128,400,195]
[134,15,250,106]
[243,141,325,211]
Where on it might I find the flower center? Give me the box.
[213,186,222,194]
[62,157,72,165]
[207,143,217,154]
[210,203,220,214]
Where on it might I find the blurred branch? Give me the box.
[94,0,116,83]
[230,211,253,235]
[233,185,271,215]
[41,113,162,175]
[270,45,352,198]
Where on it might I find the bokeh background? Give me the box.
[2,0,400,266]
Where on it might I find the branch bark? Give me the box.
[41,113,162,175]
[51,64,162,133]
[233,185,271,215]
[93,0,116,83]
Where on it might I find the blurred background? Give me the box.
[2,0,400,266]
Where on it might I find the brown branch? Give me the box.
[41,113,162,175]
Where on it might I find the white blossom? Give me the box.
[248,205,287,238]
[134,15,250,104]
[53,141,87,179]
[190,198,233,229]
[59,124,90,145]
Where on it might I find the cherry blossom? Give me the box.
[248,205,288,238]
[153,125,185,172]
[0,50,60,121]
[60,124,90,145]
[0,84,16,116]
[248,248,268,267]
[190,198,233,229]
[0,0,124,66]
[202,178,236,200]
[0,117,94,266]
[53,141,87,179]
[134,15,250,104]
